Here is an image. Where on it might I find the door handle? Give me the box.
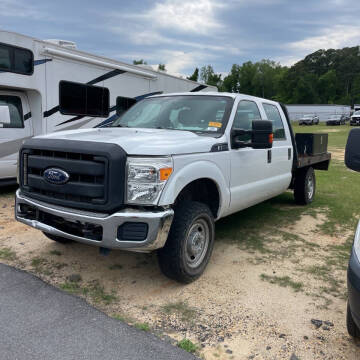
[288,148,291,160]
[267,149,272,163]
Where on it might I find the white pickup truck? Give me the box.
[15,92,331,283]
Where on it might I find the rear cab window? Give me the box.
[0,95,24,128]
[262,103,286,140]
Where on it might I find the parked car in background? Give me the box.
[326,114,346,126]
[350,111,360,126]
[345,129,360,338]
[299,114,319,125]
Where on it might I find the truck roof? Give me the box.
[149,91,280,105]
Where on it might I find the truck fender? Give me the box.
[158,160,230,219]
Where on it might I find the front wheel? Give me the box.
[294,167,316,205]
[347,302,360,338]
[157,201,215,283]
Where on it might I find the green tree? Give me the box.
[187,68,199,82]
[318,70,337,103]
[200,65,222,87]
[133,59,147,65]
[158,64,166,71]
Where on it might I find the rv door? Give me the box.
[0,91,32,183]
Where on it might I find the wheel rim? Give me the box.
[185,218,210,269]
[307,174,314,199]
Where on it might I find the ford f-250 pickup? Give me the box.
[15,93,331,283]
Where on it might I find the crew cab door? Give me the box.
[228,99,274,213]
[260,102,293,194]
[0,91,32,181]
[228,99,292,214]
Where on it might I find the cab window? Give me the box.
[232,100,262,142]
[0,95,23,128]
[262,103,286,140]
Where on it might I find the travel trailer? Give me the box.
[0,30,216,185]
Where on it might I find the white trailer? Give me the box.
[0,30,216,184]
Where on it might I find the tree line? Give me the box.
[187,46,360,105]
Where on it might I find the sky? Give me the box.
[1,0,360,77]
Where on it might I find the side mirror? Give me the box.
[0,105,11,127]
[116,96,137,116]
[345,129,360,171]
[251,120,273,149]
[231,120,273,149]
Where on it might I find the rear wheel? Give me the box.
[347,302,360,338]
[157,201,215,283]
[294,167,316,205]
[42,232,73,244]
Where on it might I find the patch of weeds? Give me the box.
[177,338,198,354]
[49,250,62,256]
[112,313,135,323]
[85,280,117,305]
[60,281,81,294]
[134,322,150,332]
[0,247,17,260]
[60,280,117,305]
[108,264,123,270]
[260,274,303,292]
[31,257,52,275]
[161,301,196,322]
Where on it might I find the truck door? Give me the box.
[229,99,275,213]
[0,91,32,182]
[261,102,293,194]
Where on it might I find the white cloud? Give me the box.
[146,0,225,35]
[0,0,44,19]
[290,25,360,53]
[275,25,360,66]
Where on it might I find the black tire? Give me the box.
[42,232,73,244]
[347,302,360,338]
[157,201,215,283]
[294,167,316,205]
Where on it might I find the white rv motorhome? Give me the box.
[0,30,216,185]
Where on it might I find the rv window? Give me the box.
[0,95,24,128]
[0,43,33,75]
[59,81,110,117]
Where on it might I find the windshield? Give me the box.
[354,111,360,115]
[330,115,341,120]
[302,115,313,119]
[111,95,233,134]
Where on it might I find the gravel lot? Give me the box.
[1,146,359,359]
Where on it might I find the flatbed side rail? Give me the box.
[297,152,331,170]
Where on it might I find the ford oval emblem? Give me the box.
[43,168,70,185]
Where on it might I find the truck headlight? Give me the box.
[126,157,173,205]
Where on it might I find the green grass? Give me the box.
[60,280,117,305]
[292,122,350,148]
[108,264,123,270]
[161,301,197,322]
[134,322,150,332]
[0,247,17,260]
[177,339,198,354]
[49,250,62,256]
[260,274,304,292]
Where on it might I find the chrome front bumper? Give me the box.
[15,190,174,252]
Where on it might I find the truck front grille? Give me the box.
[25,149,107,204]
[19,138,127,212]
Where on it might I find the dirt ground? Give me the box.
[1,153,360,359]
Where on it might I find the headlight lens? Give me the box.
[126,157,173,205]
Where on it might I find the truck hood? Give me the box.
[38,128,222,156]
